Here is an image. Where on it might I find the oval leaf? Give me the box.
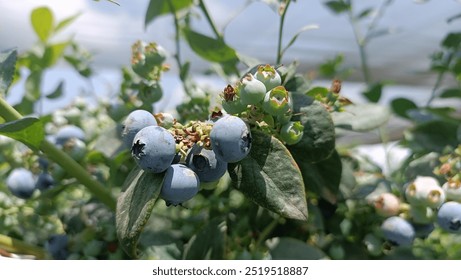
[267,237,327,260]
[0,48,17,95]
[116,166,164,258]
[0,117,44,150]
[391,98,418,119]
[31,7,54,43]
[182,28,238,63]
[145,0,193,27]
[289,93,336,162]
[332,103,390,132]
[228,130,308,221]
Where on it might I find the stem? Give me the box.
[0,234,48,259]
[254,216,281,250]
[276,0,292,65]
[0,97,116,211]
[426,71,445,106]
[347,4,371,84]
[198,0,222,39]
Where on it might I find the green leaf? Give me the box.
[306,86,329,98]
[145,0,193,27]
[267,237,327,260]
[391,98,418,119]
[31,7,54,43]
[115,166,164,258]
[442,32,461,49]
[24,71,42,101]
[54,13,81,33]
[183,217,226,260]
[46,81,64,99]
[332,103,391,132]
[293,150,342,204]
[43,42,69,67]
[0,117,44,150]
[363,83,383,103]
[228,130,308,221]
[182,28,239,63]
[324,0,351,14]
[282,25,319,56]
[0,48,17,96]
[289,94,336,162]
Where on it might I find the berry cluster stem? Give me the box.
[0,233,48,259]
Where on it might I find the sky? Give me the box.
[0,0,459,173]
[0,0,460,111]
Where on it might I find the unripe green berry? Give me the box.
[254,64,282,91]
[239,74,267,106]
[279,121,304,145]
[263,86,290,116]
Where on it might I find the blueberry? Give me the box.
[55,125,85,146]
[279,121,304,145]
[405,176,445,208]
[381,216,415,246]
[121,109,158,149]
[253,64,282,91]
[45,234,69,260]
[210,115,252,163]
[442,180,461,202]
[186,144,227,182]
[262,86,290,116]
[221,84,247,114]
[373,193,400,217]
[35,172,54,191]
[437,201,461,233]
[160,164,200,206]
[239,74,267,106]
[6,168,36,199]
[131,126,176,173]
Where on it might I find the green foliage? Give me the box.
[0,49,17,96]
[0,118,44,150]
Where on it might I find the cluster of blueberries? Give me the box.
[122,110,252,206]
[5,125,86,200]
[374,176,461,246]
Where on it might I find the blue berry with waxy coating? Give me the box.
[55,125,85,146]
[381,216,415,246]
[131,126,176,173]
[122,109,158,149]
[6,168,36,199]
[36,172,54,191]
[437,201,461,233]
[210,115,252,163]
[160,164,200,206]
[186,145,227,182]
[45,234,69,260]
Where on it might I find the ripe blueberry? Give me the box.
[55,125,85,146]
[380,216,415,246]
[210,115,252,163]
[6,168,36,199]
[131,125,176,173]
[160,164,200,206]
[122,109,158,149]
[437,201,461,233]
[186,144,227,182]
[45,234,69,260]
[36,172,54,191]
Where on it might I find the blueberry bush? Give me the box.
[1,0,461,260]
